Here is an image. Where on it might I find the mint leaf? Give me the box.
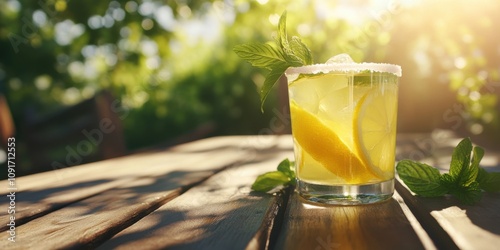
[277,11,312,67]
[260,64,289,110]
[477,167,500,192]
[233,43,288,70]
[251,158,296,193]
[276,11,289,53]
[447,180,482,205]
[277,158,295,180]
[396,160,447,197]
[470,145,500,193]
[439,173,454,188]
[470,145,484,170]
[251,171,290,192]
[449,138,477,186]
[234,11,313,111]
[289,36,313,65]
[442,173,482,205]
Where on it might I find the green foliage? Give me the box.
[1,0,277,151]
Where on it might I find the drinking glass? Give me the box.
[285,55,402,205]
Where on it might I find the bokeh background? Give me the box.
[1,0,499,177]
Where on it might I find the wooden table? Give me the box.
[1,132,499,249]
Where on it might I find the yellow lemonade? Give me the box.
[286,60,401,204]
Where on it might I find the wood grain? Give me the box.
[0,136,272,229]
[274,192,426,250]
[0,151,252,249]
[0,135,264,194]
[396,180,500,250]
[0,146,249,232]
[97,147,294,250]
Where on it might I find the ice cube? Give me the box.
[325,53,355,64]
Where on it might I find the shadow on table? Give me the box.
[0,168,228,233]
[466,192,500,235]
[95,153,282,249]
[412,192,500,236]
[0,178,113,231]
[97,194,274,249]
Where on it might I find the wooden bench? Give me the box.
[22,90,127,175]
[0,94,15,146]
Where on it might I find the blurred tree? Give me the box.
[0,0,274,152]
[387,0,500,148]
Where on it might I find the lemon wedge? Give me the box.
[290,101,383,184]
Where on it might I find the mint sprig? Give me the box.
[477,167,500,192]
[397,138,500,205]
[234,11,313,111]
[251,158,295,193]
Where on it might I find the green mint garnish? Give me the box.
[397,138,500,205]
[477,168,500,192]
[395,160,448,197]
[234,11,313,111]
[251,158,296,193]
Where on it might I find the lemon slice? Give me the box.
[354,85,398,180]
[290,101,383,184]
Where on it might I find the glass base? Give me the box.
[297,179,394,205]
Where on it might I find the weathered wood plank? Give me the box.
[97,145,294,250]
[246,187,290,250]
[0,136,264,232]
[395,130,500,250]
[396,180,500,250]
[0,152,251,248]
[274,192,426,250]
[0,135,265,194]
[392,191,437,250]
[100,146,291,249]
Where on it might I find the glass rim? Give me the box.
[285,63,402,77]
